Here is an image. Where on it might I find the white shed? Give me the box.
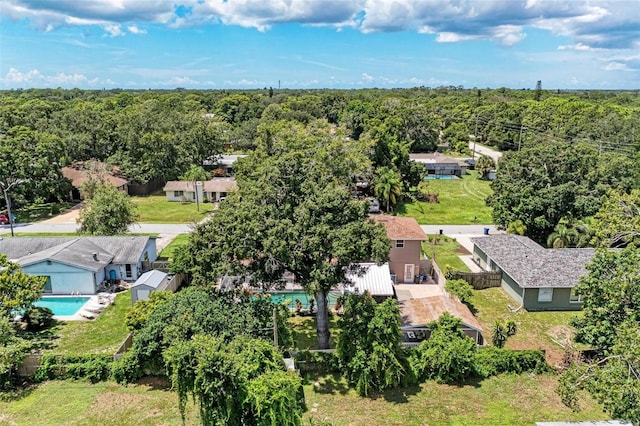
[131,270,169,304]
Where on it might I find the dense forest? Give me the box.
[1,87,639,243]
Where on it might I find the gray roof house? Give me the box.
[0,236,157,295]
[470,234,595,311]
[410,153,467,177]
[131,270,169,304]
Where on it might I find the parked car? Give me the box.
[0,214,8,225]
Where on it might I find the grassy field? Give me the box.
[0,373,605,426]
[289,315,341,350]
[36,291,131,355]
[423,237,470,272]
[304,373,606,425]
[131,195,214,224]
[398,171,493,224]
[157,233,190,260]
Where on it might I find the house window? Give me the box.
[41,276,52,293]
[125,264,132,279]
[390,273,397,284]
[538,288,553,303]
[174,191,184,197]
[395,240,405,248]
[570,288,583,303]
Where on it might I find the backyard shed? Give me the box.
[130,270,169,304]
[344,263,394,300]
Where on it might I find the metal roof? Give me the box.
[344,263,394,296]
[470,234,595,288]
[133,270,168,289]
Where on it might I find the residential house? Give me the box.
[372,215,428,284]
[399,294,484,345]
[163,178,237,203]
[471,234,595,311]
[409,153,467,177]
[131,270,169,304]
[203,154,247,176]
[62,160,129,200]
[0,236,157,295]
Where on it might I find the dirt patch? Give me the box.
[137,376,171,389]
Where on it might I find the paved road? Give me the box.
[469,141,503,162]
[421,224,501,235]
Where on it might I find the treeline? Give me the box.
[0,87,638,211]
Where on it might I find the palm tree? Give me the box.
[374,167,402,212]
[547,219,580,248]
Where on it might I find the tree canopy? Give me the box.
[77,184,138,235]
[0,255,46,319]
[177,120,390,349]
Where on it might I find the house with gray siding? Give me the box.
[0,236,157,295]
[470,235,594,311]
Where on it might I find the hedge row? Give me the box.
[34,354,113,383]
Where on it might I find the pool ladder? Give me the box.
[70,291,81,296]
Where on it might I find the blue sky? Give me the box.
[1,1,639,90]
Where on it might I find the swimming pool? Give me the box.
[34,296,91,316]
[425,175,457,179]
[256,292,341,310]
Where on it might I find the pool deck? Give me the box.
[45,294,114,321]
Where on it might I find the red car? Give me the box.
[0,214,8,225]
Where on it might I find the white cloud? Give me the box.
[361,72,374,82]
[2,0,638,49]
[127,25,146,35]
[602,61,633,72]
[558,43,594,51]
[104,24,125,37]
[0,67,116,87]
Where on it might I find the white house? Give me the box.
[163,178,237,203]
[0,236,157,295]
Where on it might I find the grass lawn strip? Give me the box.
[398,171,493,225]
[157,233,190,260]
[131,195,214,224]
[46,291,131,355]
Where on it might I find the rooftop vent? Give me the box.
[93,252,98,261]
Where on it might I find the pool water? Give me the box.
[255,292,341,310]
[34,296,91,316]
[425,175,456,179]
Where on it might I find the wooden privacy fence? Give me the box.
[450,271,502,290]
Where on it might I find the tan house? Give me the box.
[372,215,427,284]
[62,160,129,200]
[163,178,237,203]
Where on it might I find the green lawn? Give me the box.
[304,373,606,425]
[0,374,606,426]
[14,202,77,223]
[423,237,470,272]
[131,195,214,224]
[398,171,493,224]
[42,291,131,355]
[289,315,341,350]
[157,233,190,260]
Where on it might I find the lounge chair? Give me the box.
[79,311,96,320]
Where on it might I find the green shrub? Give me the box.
[473,347,549,378]
[408,313,476,383]
[445,279,474,305]
[34,354,113,383]
[294,350,340,374]
[111,351,143,384]
[23,306,55,331]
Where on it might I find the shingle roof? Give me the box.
[470,234,595,288]
[344,263,394,296]
[62,160,129,188]
[163,181,196,192]
[133,270,168,289]
[0,236,153,265]
[372,215,426,240]
[203,178,237,192]
[17,239,113,271]
[399,294,482,331]
[410,152,465,166]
